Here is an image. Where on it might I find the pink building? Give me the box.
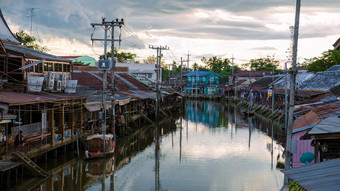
[292,111,320,167]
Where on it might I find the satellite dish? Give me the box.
[300,152,315,165]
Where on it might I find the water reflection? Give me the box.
[27,100,284,191]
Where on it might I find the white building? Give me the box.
[116,62,161,82]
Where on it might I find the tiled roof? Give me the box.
[299,65,340,91]
[293,111,321,130]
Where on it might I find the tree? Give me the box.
[201,56,239,83]
[201,56,231,74]
[243,56,279,71]
[104,48,137,62]
[15,30,48,52]
[145,55,156,64]
[302,49,340,73]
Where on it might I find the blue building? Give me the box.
[183,71,220,95]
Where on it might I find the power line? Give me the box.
[149,45,169,119]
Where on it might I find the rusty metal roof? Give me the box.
[0,90,87,106]
[282,158,340,191]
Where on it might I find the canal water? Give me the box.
[28,100,284,191]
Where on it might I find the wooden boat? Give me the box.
[85,134,114,159]
[84,157,114,177]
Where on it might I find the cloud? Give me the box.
[2,0,340,65]
[250,47,278,51]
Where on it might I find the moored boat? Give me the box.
[85,134,114,159]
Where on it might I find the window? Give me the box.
[148,73,152,78]
[43,63,48,72]
[35,63,43,73]
[63,64,67,72]
[48,63,53,71]
[210,77,214,83]
[54,63,58,71]
[58,63,62,72]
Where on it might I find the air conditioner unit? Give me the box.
[46,72,55,90]
[55,80,62,91]
[61,74,67,89]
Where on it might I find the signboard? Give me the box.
[228,76,233,85]
[268,89,272,97]
[97,60,112,70]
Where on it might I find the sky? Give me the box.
[1,0,340,69]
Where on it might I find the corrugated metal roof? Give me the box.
[282,158,340,191]
[252,75,283,87]
[0,90,87,106]
[73,71,152,92]
[330,84,340,96]
[308,116,340,135]
[274,72,315,89]
[0,10,20,44]
[233,70,272,77]
[4,43,70,62]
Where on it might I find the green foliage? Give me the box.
[303,49,340,73]
[73,61,90,66]
[289,181,306,191]
[243,56,280,71]
[15,30,48,52]
[201,56,240,83]
[104,48,137,62]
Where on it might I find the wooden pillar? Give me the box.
[59,103,65,140]
[71,99,75,138]
[6,170,10,188]
[49,105,55,145]
[80,99,83,132]
[314,140,319,163]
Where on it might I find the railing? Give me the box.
[12,122,47,137]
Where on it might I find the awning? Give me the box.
[19,59,45,70]
[282,158,340,191]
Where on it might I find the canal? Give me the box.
[25,100,285,191]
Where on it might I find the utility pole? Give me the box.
[149,45,169,119]
[180,57,183,93]
[27,8,37,35]
[285,26,294,132]
[284,0,301,186]
[187,51,191,70]
[195,65,198,98]
[91,17,124,155]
